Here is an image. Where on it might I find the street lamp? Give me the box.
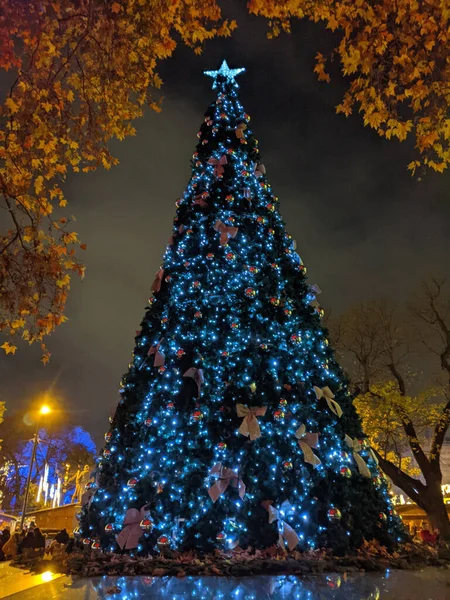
[19,404,52,531]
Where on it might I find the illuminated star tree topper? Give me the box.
[204,60,245,88]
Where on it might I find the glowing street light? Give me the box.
[19,404,52,531]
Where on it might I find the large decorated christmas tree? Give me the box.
[80,62,404,555]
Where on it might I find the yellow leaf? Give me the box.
[56,274,71,288]
[34,175,44,195]
[5,97,19,114]
[111,2,121,13]
[1,342,17,355]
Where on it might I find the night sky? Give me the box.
[2,6,449,447]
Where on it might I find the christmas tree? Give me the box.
[80,61,404,555]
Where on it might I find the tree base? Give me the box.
[12,541,450,578]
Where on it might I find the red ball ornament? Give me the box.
[161,317,168,324]
[140,518,154,531]
[145,418,153,427]
[82,538,91,546]
[166,402,175,410]
[282,460,293,470]
[226,252,236,262]
[217,442,227,450]
[91,541,101,550]
[127,478,138,488]
[194,311,202,319]
[219,112,227,120]
[260,343,268,351]
[240,138,247,144]
[327,508,342,521]
[184,261,190,267]
[227,148,236,155]
[225,194,234,204]
[104,432,112,443]
[192,410,204,421]
[379,512,387,522]
[270,297,280,306]
[103,449,111,458]
[104,523,114,533]
[206,253,214,260]
[266,203,275,212]
[192,281,201,288]
[279,398,288,407]
[216,532,226,542]
[221,351,229,357]
[290,334,301,344]
[241,170,249,177]
[231,322,239,329]
[271,263,279,269]
[339,467,352,478]
[256,216,266,224]
[248,265,259,273]
[158,366,166,374]
[273,409,285,421]
[245,288,256,298]
[176,349,185,358]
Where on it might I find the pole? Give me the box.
[19,421,40,531]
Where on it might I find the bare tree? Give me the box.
[330,288,450,538]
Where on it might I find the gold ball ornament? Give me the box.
[273,409,285,421]
[327,508,342,521]
[192,410,204,421]
[339,467,352,478]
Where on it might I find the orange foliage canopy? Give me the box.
[0,0,235,361]
[248,0,450,175]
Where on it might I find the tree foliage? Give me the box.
[248,0,450,175]
[0,412,96,510]
[0,0,235,359]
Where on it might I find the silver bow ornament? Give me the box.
[267,501,299,551]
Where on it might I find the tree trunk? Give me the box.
[375,451,450,539]
[417,482,450,539]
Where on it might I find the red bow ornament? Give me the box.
[235,122,247,139]
[193,192,209,208]
[148,340,165,367]
[183,367,204,397]
[208,155,227,177]
[208,463,246,502]
[214,220,239,246]
[116,506,149,550]
[151,268,164,293]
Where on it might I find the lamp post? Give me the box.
[19,405,51,531]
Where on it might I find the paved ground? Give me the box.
[1,561,449,599]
